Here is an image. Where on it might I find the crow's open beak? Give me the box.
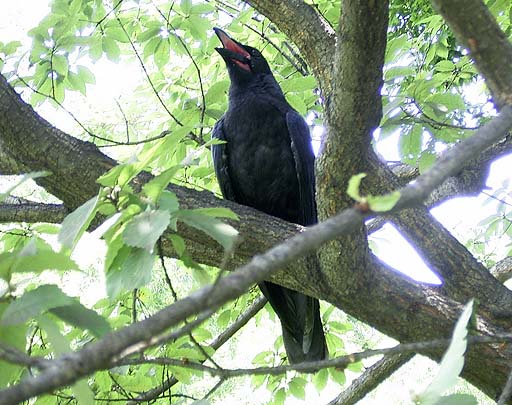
[214,27,251,72]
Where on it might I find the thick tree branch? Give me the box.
[492,257,512,284]
[0,198,68,224]
[246,0,336,90]
[430,0,512,108]
[1,105,512,403]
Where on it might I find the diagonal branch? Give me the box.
[1,105,511,404]
[127,295,267,404]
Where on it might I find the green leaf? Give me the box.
[58,195,99,251]
[77,65,96,84]
[66,71,86,95]
[0,303,26,387]
[158,190,180,214]
[102,37,121,62]
[106,247,155,298]
[193,207,239,220]
[154,39,170,69]
[2,40,22,55]
[435,60,455,72]
[1,285,74,325]
[273,388,286,405]
[280,76,317,93]
[433,394,478,405]
[38,315,94,404]
[416,300,474,405]
[313,368,328,391]
[137,27,161,42]
[0,171,51,202]
[169,234,186,256]
[12,248,78,274]
[122,210,171,252]
[50,303,111,337]
[347,173,367,202]
[288,377,306,400]
[143,166,181,203]
[175,210,238,251]
[384,66,415,81]
[418,152,437,174]
[367,191,401,212]
[329,368,346,385]
[52,54,69,76]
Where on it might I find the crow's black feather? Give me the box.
[212,28,327,364]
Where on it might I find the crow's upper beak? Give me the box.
[214,27,251,72]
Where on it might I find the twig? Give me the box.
[127,295,267,404]
[117,334,512,379]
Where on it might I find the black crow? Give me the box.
[212,28,327,364]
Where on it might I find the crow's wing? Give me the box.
[211,117,236,200]
[286,110,317,226]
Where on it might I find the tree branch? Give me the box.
[117,333,512,379]
[0,198,68,224]
[492,256,512,284]
[246,0,336,89]
[127,296,267,404]
[1,105,511,403]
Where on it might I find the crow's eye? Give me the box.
[251,49,259,57]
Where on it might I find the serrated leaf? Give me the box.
[347,173,367,202]
[175,210,238,251]
[367,191,400,212]
[106,247,155,298]
[102,37,121,62]
[313,368,328,391]
[330,368,346,385]
[77,65,95,84]
[288,377,306,400]
[123,210,171,252]
[435,60,455,72]
[1,285,74,325]
[50,303,111,337]
[143,166,181,203]
[66,71,86,95]
[58,195,99,250]
[273,387,286,405]
[154,39,170,69]
[416,300,474,405]
[52,54,68,76]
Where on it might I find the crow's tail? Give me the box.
[259,281,327,364]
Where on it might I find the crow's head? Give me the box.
[214,28,272,83]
